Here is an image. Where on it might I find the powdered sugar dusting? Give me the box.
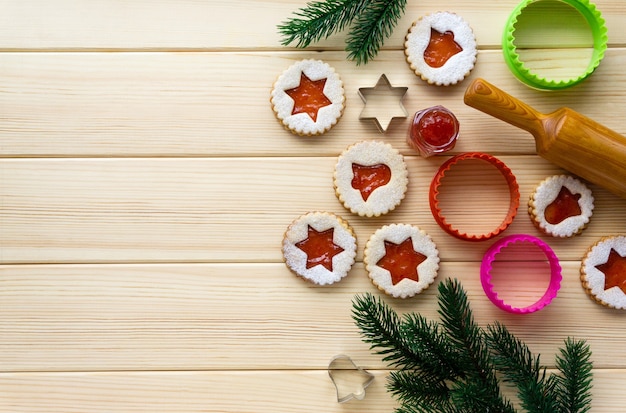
[581,236,626,309]
[365,224,440,298]
[334,141,408,217]
[271,59,345,136]
[282,211,357,285]
[529,175,594,237]
[405,12,477,85]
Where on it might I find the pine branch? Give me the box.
[352,292,419,368]
[553,338,593,413]
[487,322,560,413]
[277,0,407,64]
[437,279,516,413]
[352,279,594,413]
[450,379,515,413]
[346,0,407,65]
[277,0,369,48]
[387,369,455,413]
[400,312,463,380]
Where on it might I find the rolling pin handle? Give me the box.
[464,78,546,138]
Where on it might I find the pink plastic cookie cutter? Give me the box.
[480,234,562,313]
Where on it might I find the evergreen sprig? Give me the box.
[277,0,407,65]
[352,279,593,413]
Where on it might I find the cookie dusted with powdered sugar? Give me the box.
[364,224,440,299]
[405,12,477,86]
[282,212,357,285]
[271,59,345,136]
[581,236,626,309]
[528,175,594,238]
[334,141,408,217]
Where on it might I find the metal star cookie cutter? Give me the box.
[358,74,408,133]
[328,354,375,403]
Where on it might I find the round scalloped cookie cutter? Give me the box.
[503,0,608,90]
[481,234,562,313]
[429,152,520,241]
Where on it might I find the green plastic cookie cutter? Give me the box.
[503,0,608,90]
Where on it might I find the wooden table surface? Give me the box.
[2,0,626,411]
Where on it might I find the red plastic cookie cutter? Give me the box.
[429,152,520,241]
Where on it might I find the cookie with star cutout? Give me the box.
[282,211,357,285]
[581,236,626,309]
[271,59,345,136]
[364,224,440,298]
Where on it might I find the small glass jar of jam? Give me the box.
[407,105,459,157]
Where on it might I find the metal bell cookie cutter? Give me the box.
[328,354,375,403]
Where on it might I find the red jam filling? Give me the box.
[544,186,582,224]
[351,163,392,201]
[424,29,463,68]
[295,225,344,271]
[596,248,626,294]
[284,72,332,122]
[414,108,458,147]
[376,238,427,285]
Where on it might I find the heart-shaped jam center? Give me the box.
[351,163,392,201]
[544,186,582,224]
[424,28,463,68]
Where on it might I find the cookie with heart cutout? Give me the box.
[405,12,477,86]
[334,140,408,217]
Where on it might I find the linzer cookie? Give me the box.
[364,224,440,299]
[271,59,345,136]
[405,12,477,85]
[334,140,408,217]
[282,211,357,285]
[580,236,626,309]
[528,175,594,237]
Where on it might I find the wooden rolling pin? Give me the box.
[464,78,626,200]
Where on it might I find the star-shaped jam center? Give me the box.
[376,238,427,285]
[295,225,344,272]
[284,72,332,122]
[596,248,626,294]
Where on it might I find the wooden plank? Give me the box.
[1,49,625,157]
[1,262,625,372]
[2,156,625,264]
[3,368,626,412]
[0,0,624,51]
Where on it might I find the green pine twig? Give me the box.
[487,322,560,413]
[437,279,516,413]
[277,0,407,64]
[400,312,463,380]
[387,369,454,413]
[553,338,593,413]
[277,0,368,48]
[352,279,594,413]
[346,0,407,64]
[352,292,417,368]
